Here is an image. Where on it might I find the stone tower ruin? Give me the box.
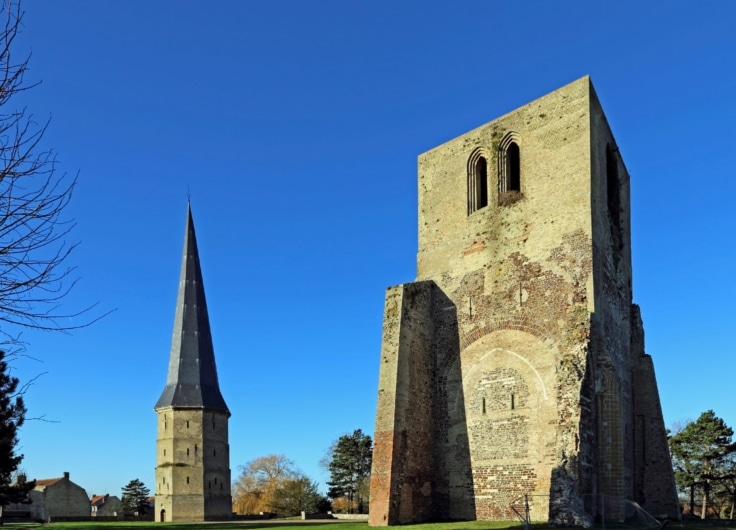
[369,77,678,526]
[154,205,232,522]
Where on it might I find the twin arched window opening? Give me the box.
[467,134,520,215]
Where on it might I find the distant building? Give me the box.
[90,493,121,517]
[7,471,90,521]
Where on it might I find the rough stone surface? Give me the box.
[368,77,678,526]
[155,408,232,521]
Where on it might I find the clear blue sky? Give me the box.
[9,1,736,499]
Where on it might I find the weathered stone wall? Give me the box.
[155,407,231,521]
[202,409,233,519]
[587,85,635,520]
[369,77,678,526]
[457,330,558,520]
[420,76,595,524]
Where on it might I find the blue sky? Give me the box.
[8,1,736,499]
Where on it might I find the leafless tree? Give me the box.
[233,455,298,514]
[0,0,101,357]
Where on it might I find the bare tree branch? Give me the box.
[0,0,110,359]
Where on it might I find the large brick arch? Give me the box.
[442,329,559,520]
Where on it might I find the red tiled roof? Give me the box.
[35,478,62,487]
[91,495,106,506]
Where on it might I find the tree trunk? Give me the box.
[701,482,708,519]
[690,484,695,516]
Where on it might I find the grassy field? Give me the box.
[1,519,733,530]
[0,521,501,530]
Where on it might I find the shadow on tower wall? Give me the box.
[431,284,476,521]
[548,340,597,527]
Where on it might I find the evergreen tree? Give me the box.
[326,429,372,514]
[0,351,35,518]
[669,410,736,518]
[120,479,150,516]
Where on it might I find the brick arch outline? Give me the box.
[439,316,560,415]
[459,317,555,352]
[439,318,560,521]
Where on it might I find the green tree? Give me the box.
[120,479,150,516]
[325,429,372,514]
[711,452,736,518]
[0,352,35,520]
[269,475,328,516]
[669,411,736,518]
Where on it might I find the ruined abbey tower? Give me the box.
[154,205,232,522]
[369,77,678,526]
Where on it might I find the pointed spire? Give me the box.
[155,204,229,413]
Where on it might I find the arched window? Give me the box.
[499,133,521,197]
[467,148,490,214]
[507,143,520,192]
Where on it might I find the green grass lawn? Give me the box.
[0,521,507,530]
[1,519,733,530]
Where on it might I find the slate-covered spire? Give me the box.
[155,205,229,413]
